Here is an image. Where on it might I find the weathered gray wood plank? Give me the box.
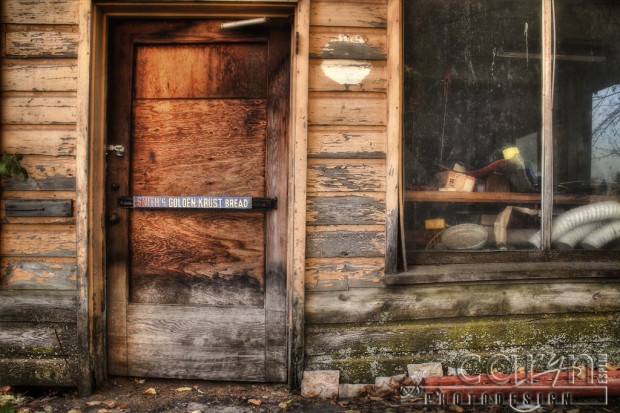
[1,125,77,156]
[0,322,77,358]
[1,224,76,257]
[306,227,385,258]
[0,358,77,386]
[305,282,620,324]
[307,194,384,225]
[305,257,384,291]
[1,156,76,191]
[1,96,77,124]
[5,199,72,217]
[126,304,266,381]
[307,126,386,158]
[308,92,386,126]
[0,290,77,323]
[310,27,387,60]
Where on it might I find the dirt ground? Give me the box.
[2,378,620,413]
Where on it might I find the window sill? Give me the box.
[384,262,620,285]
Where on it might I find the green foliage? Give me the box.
[0,154,28,180]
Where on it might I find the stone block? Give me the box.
[301,370,340,399]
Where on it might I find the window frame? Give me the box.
[386,0,620,280]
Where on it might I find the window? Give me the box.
[402,0,620,267]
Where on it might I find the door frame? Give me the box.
[75,0,310,395]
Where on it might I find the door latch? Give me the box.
[107,145,125,157]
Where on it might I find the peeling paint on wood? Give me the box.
[1,156,76,191]
[310,29,387,60]
[1,59,78,91]
[0,224,76,257]
[5,27,79,58]
[307,158,385,193]
[308,126,386,158]
[1,258,77,290]
[305,257,384,291]
[1,96,77,124]
[307,194,385,225]
[2,0,79,25]
[311,0,387,28]
[1,125,77,156]
[306,226,385,258]
[310,59,387,92]
[309,92,386,126]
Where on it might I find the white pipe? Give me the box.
[554,221,606,250]
[529,201,620,248]
[580,219,620,250]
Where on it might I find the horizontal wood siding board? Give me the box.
[311,0,387,28]
[305,257,384,291]
[307,158,385,193]
[307,194,385,225]
[126,304,266,381]
[5,199,72,217]
[308,92,386,126]
[0,322,77,358]
[308,126,386,158]
[0,290,77,323]
[2,0,79,24]
[1,125,77,155]
[310,27,386,60]
[305,282,620,324]
[306,228,385,258]
[1,96,77,124]
[306,313,620,357]
[309,59,387,92]
[385,262,620,284]
[1,258,77,290]
[4,28,79,58]
[0,358,77,386]
[306,340,620,384]
[1,59,78,92]
[1,155,76,191]
[0,224,76,257]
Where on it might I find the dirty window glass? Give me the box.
[404,0,542,252]
[551,1,620,251]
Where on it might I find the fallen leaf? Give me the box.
[193,386,204,394]
[175,387,193,392]
[338,400,350,406]
[103,400,116,409]
[0,386,10,394]
[248,399,262,406]
[369,396,383,401]
[449,405,464,413]
[278,400,293,409]
[190,411,202,413]
[68,410,83,413]
[118,404,128,410]
[344,410,361,413]
[606,363,619,371]
[133,378,146,384]
[97,410,113,413]
[516,366,526,374]
[143,388,157,395]
[567,409,580,413]
[86,401,103,406]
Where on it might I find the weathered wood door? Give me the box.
[105,19,290,381]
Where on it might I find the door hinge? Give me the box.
[107,145,125,157]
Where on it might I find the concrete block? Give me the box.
[407,362,443,383]
[301,370,340,399]
[338,383,373,399]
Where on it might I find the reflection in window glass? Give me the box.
[552,1,620,251]
[404,0,542,252]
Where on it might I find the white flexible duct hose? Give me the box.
[554,221,607,250]
[580,219,620,250]
[529,201,620,248]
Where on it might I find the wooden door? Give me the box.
[105,19,290,381]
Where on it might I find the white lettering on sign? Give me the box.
[132,196,251,209]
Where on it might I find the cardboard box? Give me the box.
[435,171,475,192]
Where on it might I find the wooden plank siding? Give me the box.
[305,0,388,299]
[1,0,79,388]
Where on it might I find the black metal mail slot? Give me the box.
[118,196,277,211]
